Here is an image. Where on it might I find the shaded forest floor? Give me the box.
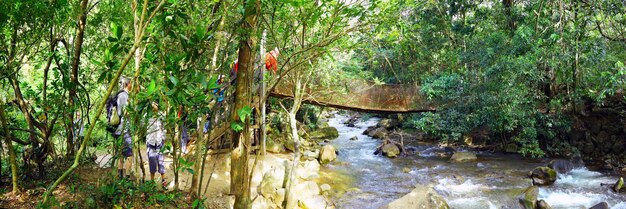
[0,159,195,209]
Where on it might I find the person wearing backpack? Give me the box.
[178,106,189,154]
[106,77,133,179]
[147,101,167,188]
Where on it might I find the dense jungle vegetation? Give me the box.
[1,0,625,208]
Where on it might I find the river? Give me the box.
[321,114,626,209]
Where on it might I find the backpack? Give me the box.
[106,90,125,133]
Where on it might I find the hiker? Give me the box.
[265,47,279,74]
[73,111,85,152]
[230,59,238,86]
[107,77,133,179]
[204,75,226,134]
[231,47,280,81]
[179,106,189,154]
[147,101,167,187]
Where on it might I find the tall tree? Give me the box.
[230,0,260,208]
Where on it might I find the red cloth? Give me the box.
[265,53,277,73]
[233,62,238,73]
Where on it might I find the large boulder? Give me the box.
[529,167,557,186]
[285,139,295,152]
[589,202,609,209]
[296,160,321,180]
[371,127,388,139]
[450,152,477,162]
[363,126,376,136]
[386,185,449,209]
[382,143,401,158]
[309,127,339,140]
[258,168,286,203]
[319,145,337,164]
[378,118,400,130]
[518,186,538,209]
[294,181,321,199]
[303,150,320,160]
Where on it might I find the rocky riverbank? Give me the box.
[336,110,626,209]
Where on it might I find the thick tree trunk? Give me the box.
[66,0,89,158]
[231,1,260,208]
[0,103,20,194]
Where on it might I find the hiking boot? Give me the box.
[161,179,168,189]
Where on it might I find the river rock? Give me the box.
[529,167,557,186]
[298,195,330,209]
[589,202,609,209]
[372,127,388,139]
[303,150,320,160]
[319,144,337,164]
[363,126,375,135]
[267,141,285,153]
[382,143,401,158]
[258,168,285,201]
[344,114,360,127]
[386,185,449,209]
[309,127,339,140]
[518,186,538,209]
[295,181,321,199]
[537,199,552,209]
[614,177,624,192]
[304,159,321,172]
[350,136,359,141]
[378,118,400,130]
[450,152,477,162]
[320,184,331,192]
[296,160,321,180]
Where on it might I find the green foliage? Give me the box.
[231,106,252,132]
[96,177,189,208]
[177,157,195,175]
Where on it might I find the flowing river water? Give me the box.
[320,114,626,209]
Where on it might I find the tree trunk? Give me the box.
[260,30,267,156]
[66,0,89,158]
[283,78,303,209]
[230,1,260,208]
[0,103,20,194]
[131,0,148,183]
[191,115,208,195]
